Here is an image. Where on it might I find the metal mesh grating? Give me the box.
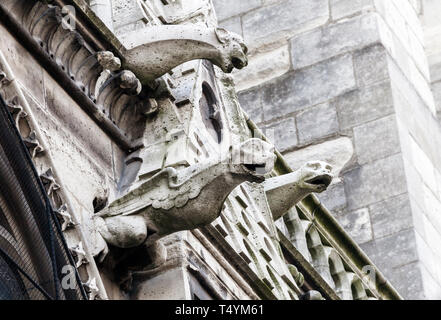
[0,93,86,300]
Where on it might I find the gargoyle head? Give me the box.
[297,161,334,193]
[264,160,334,220]
[229,138,276,182]
[215,28,249,73]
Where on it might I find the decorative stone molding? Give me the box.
[121,25,248,84]
[55,204,76,232]
[288,265,305,287]
[208,182,303,300]
[279,203,375,300]
[264,161,333,221]
[70,242,89,268]
[247,119,386,299]
[1,0,149,150]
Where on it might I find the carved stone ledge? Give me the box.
[27,2,146,131]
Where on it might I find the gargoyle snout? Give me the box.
[231,47,248,70]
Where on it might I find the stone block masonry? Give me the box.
[213,0,441,299]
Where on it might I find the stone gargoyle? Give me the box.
[94,138,276,259]
[263,161,334,220]
[121,26,248,84]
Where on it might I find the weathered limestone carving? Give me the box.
[83,277,100,301]
[55,204,76,232]
[70,242,89,269]
[94,138,276,255]
[40,169,61,196]
[288,265,305,287]
[97,51,122,72]
[210,182,304,300]
[300,290,325,300]
[147,0,215,25]
[121,26,248,84]
[264,161,333,220]
[23,2,143,102]
[1,0,149,147]
[23,131,44,158]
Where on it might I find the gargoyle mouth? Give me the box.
[305,174,333,188]
[232,57,248,69]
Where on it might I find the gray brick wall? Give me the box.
[214,0,441,299]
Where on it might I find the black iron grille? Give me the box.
[0,93,86,300]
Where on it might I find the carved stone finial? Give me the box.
[93,138,276,258]
[264,161,333,220]
[121,26,248,84]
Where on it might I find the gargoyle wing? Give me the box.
[98,167,181,217]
